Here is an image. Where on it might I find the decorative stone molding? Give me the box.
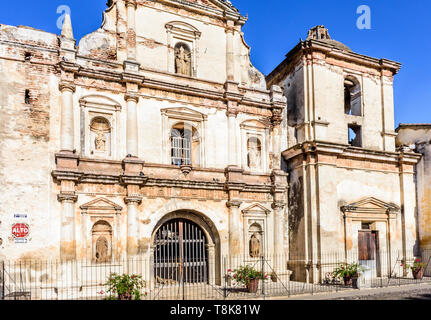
[180,165,193,176]
[165,21,201,77]
[271,202,286,210]
[120,174,147,186]
[124,195,143,205]
[59,81,76,93]
[341,197,400,221]
[125,0,137,8]
[59,61,80,74]
[124,92,140,103]
[80,197,123,215]
[52,170,82,183]
[57,192,78,203]
[226,200,242,208]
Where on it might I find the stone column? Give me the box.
[271,169,288,273]
[125,93,139,157]
[225,21,235,82]
[125,195,141,257]
[270,85,287,170]
[121,158,146,260]
[227,109,238,166]
[58,191,78,261]
[227,200,242,258]
[59,82,76,152]
[225,167,245,259]
[126,0,137,61]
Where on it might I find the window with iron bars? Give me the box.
[171,128,192,166]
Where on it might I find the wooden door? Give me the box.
[358,231,377,261]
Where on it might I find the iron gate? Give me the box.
[154,219,208,285]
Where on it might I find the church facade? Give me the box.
[0,0,426,285]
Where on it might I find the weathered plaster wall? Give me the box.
[0,26,61,260]
[397,126,431,249]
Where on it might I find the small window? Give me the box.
[24,52,31,61]
[171,122,200,166]
[361,222,372,230]
[25,89,30,104]
[348,124,362,147]
[344,76,362,116]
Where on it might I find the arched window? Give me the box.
[174,42,192,76]
[171,122,200,166]
[90,117,111,158]
[344,76,362,116]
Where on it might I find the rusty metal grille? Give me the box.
[154,219,208,285]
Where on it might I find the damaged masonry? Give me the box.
[0,0,429,298]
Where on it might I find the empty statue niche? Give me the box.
[92,220,113,264]
[344,76,362,116]
[348,124,362,147]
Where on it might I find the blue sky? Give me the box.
[1,0,430,126]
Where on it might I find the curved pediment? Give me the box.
[240,119,269,130]
[79,94,122,111]
[161,107,207,121]
[165,21,201,37]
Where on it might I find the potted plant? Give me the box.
[402,259,427,280]
[103,273,147,300]
[231,265,268,293]
[333,263,365,288]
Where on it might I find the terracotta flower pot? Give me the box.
[247,279,259,293]
[343,276,353,286]
[413,267,425,280]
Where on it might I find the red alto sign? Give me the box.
[12,223,30,239]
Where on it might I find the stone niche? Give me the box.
[242,203,271,258]
[80,198,123,263]
[240,120,270,173]
[79,95,122,160]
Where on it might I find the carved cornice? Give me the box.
[59,61,80,73]
[122,72,145,84]
[120,174,147,186]
[52,170,82,182]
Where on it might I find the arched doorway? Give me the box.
[154,218,209,285]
